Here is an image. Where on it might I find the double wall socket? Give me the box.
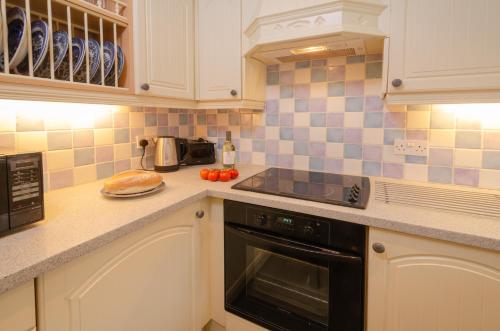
[135,136,155,149]
[394,139,428,156]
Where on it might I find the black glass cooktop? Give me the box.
[232,168,370,209]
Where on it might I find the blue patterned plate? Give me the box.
[91,40,114,84]
[37,30,69,78]
[74,38,100,82]
[14,20,49,75]
[55,37,86,80]
[105,45,125,86]
[0,7,28,72]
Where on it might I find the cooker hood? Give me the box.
[244,0,387,64]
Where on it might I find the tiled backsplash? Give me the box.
[0,101,195,191]
[198,55,500,191]
[1,54,500,192]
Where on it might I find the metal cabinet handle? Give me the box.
[141,83,150,91]
[230,89,238,96]
[372,243,385,254]
[391,79,402,88]
[195,210,205,219]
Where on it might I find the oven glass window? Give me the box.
[246,247,329,325]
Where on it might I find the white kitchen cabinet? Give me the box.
[135,0,195,99]
[196,0,242,101]
[37,200,210,331]
[367,228,500,331]
[385,0,500,104]
[0,281,36,331]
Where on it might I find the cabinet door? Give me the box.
[387,0,500,93]
[367,228,500,331]
[197,0,241,100]
[0,281,36,331]
[135,0,194,99]
[37,202,206,331]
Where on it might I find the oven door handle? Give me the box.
[226,225,362,264]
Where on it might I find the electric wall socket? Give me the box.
[394,139,428,156]
[135,136,154,149]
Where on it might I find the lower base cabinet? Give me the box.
[37,200,209,331]
[367,228,500,331]
[0,280,36,331]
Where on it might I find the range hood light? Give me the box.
[290,46,329,55]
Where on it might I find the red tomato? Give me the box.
[230,169,239,179]
[200,168,210,180]
[219,170,231,182]
[208,169,220,182]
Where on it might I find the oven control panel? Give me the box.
[247,207,331,246]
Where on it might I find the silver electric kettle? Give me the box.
[153,136,179,172]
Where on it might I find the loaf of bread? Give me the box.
[103,170,163,194]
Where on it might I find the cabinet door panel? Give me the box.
[367,228,500,331]
[197,0,241,100]
[0,281,36,331]
[136,0,194,99]
[388,0,500,93]
[38,204,202,331]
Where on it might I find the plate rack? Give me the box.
[0,0,131,92]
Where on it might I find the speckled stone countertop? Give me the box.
[0,164,499,294]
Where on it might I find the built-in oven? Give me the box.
[224,200,366,331]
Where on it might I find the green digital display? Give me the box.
[279,217,293,225]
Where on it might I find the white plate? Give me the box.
[100,181,165,198]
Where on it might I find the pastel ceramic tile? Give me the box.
[384,112,406,128]
[311,67,327,82]
[49,169,74,190]
[293,127,310,140]
[328,81,345,97]
[310,127,327,141]
[347,55,365,64]
[265,140,279,154]
[266,114,279,126]
[383,129,405,145]
[429,130,455,147]
[130,112,145,128]
[431,111,455,129]
[308,157,324,170]
[455,131,481,149]
[364,112,383,128]
[310,83,328,98]
[279,71,294,85]
[309,98,326,112]
[95,146,114,163]
[454,168,479,187]
[295,61,311,69]
[478,169,500,190]
[365,62,382,79]
[405,155,427,164]
[113,112,129,128]
[327,65,345,81]
[266,85,280,99]
[345,63,365,80]
[114,128,130,144]
[47,131,72,150]
[483,151,500,170]
[365,96,383,112]
[383,145,405,163]
[312,59,327,67]
[265,126,280,140]
[456,117,481,130]
[0,133,15,150]
[280,128,294,140]
[294,155,309,170]
[280,85,294,98]
[309,142,326,157]
[345,97,364,112]
[366,54,383,62]
[295,100,309,112]
[267,64,279,72]
[344,128,362,144]
[363,145,382,161]
[144,113,157,127]
[407,111,430,129]
[326,97,345,112]
[325,158,343,173]
[406,130,428,140]
[252,140,266,152]
[346,80,364,96]
[74,148,95,166]
[404,164,428,182]
[47,150,74,170]
[74,165,97,185]
[115,159,131,173]
[326,143,344,158]
[0,111,16,131]
[343,159,362,175]
[114,143,132,160]
[344,144,362,159]
[16,112,45,131]
[344,113,364,128]
[73,130,94,148]
[294,68,311,84]
[428,166,452,184]
[266,71,279,85]
[310,113,326,127]
[94,111,113,128]
[363,161,381,176]
[265,154,279,166]
[294,84,311,99]
[428,148,453,166]
[454,149,482,168]
[364,79,383,96]
[383,163,404,179]
[363,128,384,145]
[94,129,113,146]
[16,132,47,152]
[327,57,346,66]
[252,152,266,165]
[483,131,500,149]
[326,113,344,127]
[327,128,343,143]
[96,162,114,179]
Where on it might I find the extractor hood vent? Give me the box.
[244,0,387,64]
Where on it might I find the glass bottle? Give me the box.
[222,131,236,169]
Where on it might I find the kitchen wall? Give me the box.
[197,55,500,190]
[0,101,195,191]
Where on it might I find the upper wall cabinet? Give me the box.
[135,0,195,100]
[385,0,500,104]
[196,0,241,101]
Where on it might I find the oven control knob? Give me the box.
[303,225,315,236]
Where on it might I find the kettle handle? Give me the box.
[151,137,157,145]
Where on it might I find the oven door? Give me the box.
[224,224,364,331]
